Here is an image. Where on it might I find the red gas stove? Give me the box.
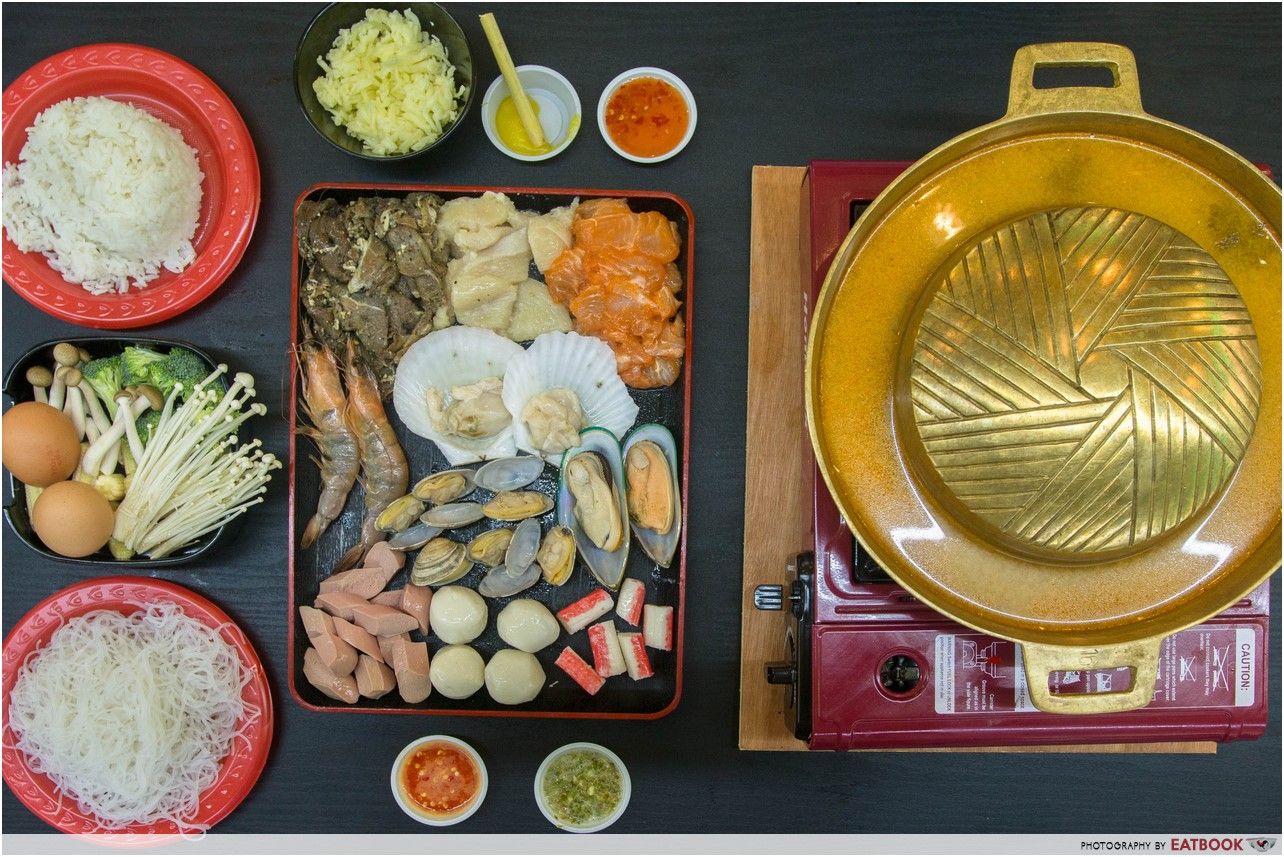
[753,160,1272,751]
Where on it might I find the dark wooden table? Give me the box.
[3,2,1280,835]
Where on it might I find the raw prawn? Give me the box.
[544,198,685,388]
[337,339,409,571]
[297,337,360,549]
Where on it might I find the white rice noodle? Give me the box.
[1,96,204,295]
[6,603,254,831]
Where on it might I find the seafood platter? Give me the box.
[288,184,693,716]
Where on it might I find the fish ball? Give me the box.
[484,649,545,705]
[496,599,559,653]
[429,645,485,700]
[429,586,487,644]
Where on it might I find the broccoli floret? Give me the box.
[122,345,167,386]
[150,347,213,400]
[136,410,163,447]
[82,355,124,418]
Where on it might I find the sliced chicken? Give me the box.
[506,279,573,341]
[355,654,397,699]
[350,602,419,636]
[401,584,432,634]
[314,591,369,621]
[319,565,396,600]
[304,647,359,704]
[332,615,382,661]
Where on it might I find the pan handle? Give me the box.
[1006,42,1145,118]
[1021,637,1161,714]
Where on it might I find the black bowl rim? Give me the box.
[3,335,233,567]
[292,1,476,162]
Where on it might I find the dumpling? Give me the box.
[506,280,573,342]
[496,600,560,653]
[527,201,578,273]
[429,586,487,644]
[484,649,545,704]
[429,644,485,699]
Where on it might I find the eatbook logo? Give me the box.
[1247,839,1275,853]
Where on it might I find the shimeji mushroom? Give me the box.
[59,367,88,439]
[25,366,52,404]
[80,387,157,476]
[112,365,280,559]
[46,343,79,409]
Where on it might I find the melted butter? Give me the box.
[496,97,553,156]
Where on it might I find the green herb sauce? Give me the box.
[542,750,622,827]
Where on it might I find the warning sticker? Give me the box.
[934,627,1256,714]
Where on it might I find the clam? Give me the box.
[478,562,540,598]
[483,490,554,522]
[376,495,426,533]
[411,537,472,586]
[504,518,542,577]
[536,525,576,586]
[623,424,682,568]
[557,427,630,590]
[474,455,545,492]
[421,501,486,529]
[388,521,443,551]
[468,528,514,567]
[412,468,476,504]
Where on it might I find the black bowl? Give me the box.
[294,2,475,161]
[3,336,235,567]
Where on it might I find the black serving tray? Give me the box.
[3,336,234,566]
[288,183,693,719]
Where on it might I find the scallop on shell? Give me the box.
[557,427,630,590]
[501,331,639,464]
[393,326,524,465]
[623,424,682,568]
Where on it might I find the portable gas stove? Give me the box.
[753,160,1272,751]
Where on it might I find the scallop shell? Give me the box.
[501,331,640,464]
[623,424,682,568]
[393,327,525,465]
[557,427,630,590]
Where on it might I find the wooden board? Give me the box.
[738,165,1215,754]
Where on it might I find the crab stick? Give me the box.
[558,588,614,635]
[643,604,673,651]
[555,647,605,695]
[588,620,626,677]
[619,632,653,680]
[616,578,645,626]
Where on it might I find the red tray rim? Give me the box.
[1,575,274,840]
[286,181,694,719]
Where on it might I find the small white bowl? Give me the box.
[534,742,631,833]
[481,65,581,162]
[597,66,697,164]
[390,735,488,827]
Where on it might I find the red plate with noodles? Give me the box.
[1,43,260,328]
[1,577,273,842]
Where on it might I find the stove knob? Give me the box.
[753,584,784,611]
[765,662,796,685]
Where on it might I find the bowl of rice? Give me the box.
[294,3,474,160]
[0,43,260,328]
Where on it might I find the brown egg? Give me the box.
[32,481,115,558]
[2,402,81,487]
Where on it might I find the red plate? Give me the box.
[1,44,260,328]
[2,577,273,842]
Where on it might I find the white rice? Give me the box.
[1,96,204,295]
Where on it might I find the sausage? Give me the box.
[349,602,419,637]
[354,654,397,699]
[377,633,412,672]
[364,541,405,578]
[332,615,383,661]
[314,591,369,621]
[395,640,432,704]
[313,627,359,676]
[319,566,396,599]
[371,589,404,607]
[303,647,359,704]
[401,584,432,634]
[298,605,336,642]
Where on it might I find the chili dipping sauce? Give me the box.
[604,76,689,158]
[399,741,481,817]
